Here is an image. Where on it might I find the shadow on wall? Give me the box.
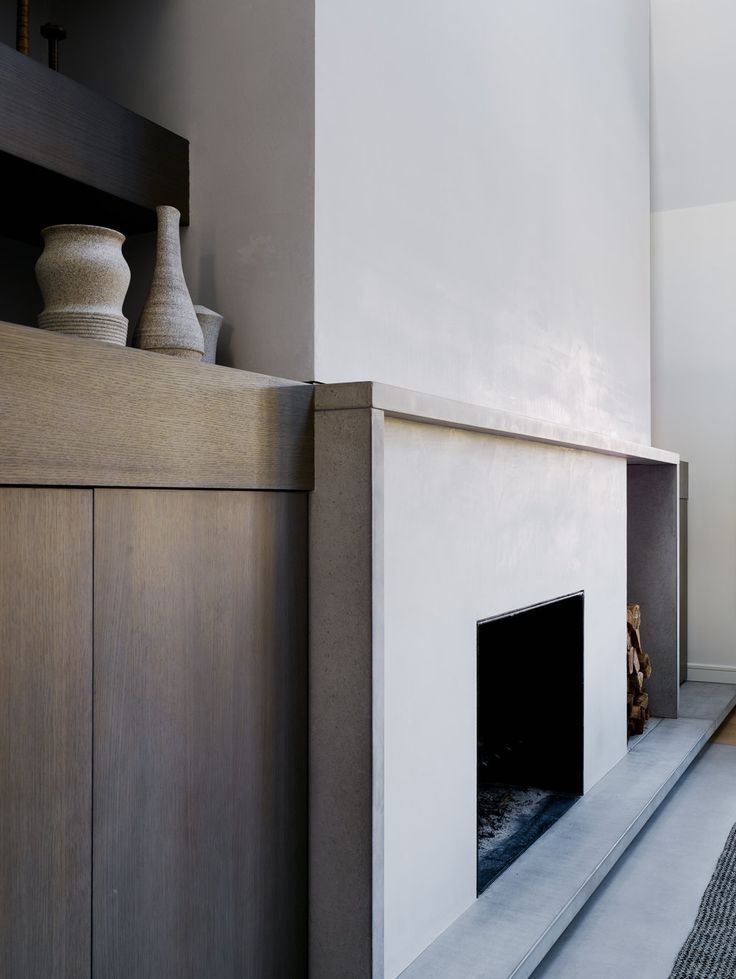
[0,2,55,322]
[0,237,43,327]
[121,233,155,346]
[46,0,182,124]
[195,232,233,367]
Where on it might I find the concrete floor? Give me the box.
[532,738,736,978]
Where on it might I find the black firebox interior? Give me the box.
[476,592,585,894]
[477,592,585,797]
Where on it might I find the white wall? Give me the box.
[651,0,736,213]
[44,0,315,380]
[315,0,651,442]
[383,419,627,977]
[651,0,736,679]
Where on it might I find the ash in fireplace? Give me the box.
[477,784,578,894]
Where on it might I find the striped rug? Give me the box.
[670,822,736,978]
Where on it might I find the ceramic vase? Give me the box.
[136,205,204,360]
[36,224,131,345]
[194,305,224,364]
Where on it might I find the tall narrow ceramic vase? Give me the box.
[135,205,204,359]
[36,224,131,345]
[194,305,224,364]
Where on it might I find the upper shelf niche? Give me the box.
[0,41,189,245]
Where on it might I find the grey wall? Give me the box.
[315,0,652,442]
[651,0,736,213]
[651,0,736,681]
[42,0,315,379]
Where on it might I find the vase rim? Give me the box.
[41,223,126,241]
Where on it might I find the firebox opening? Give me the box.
[477,592,584,895]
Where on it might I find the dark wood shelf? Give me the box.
[0,42,189,245]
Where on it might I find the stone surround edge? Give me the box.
[314,381,679,466]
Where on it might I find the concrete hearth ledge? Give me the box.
[314,381,678,465]
[399,681,736,979]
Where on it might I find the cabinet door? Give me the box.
[0,488,92,979]
[93,489,308,978]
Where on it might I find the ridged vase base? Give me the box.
[38,311,129,346]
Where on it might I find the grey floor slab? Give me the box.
[678,680,736,721]
[532,742,736,979]
[399,682,736,979]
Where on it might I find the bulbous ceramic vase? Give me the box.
[36,224,131,345]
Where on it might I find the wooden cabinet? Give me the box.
[93,490,307,978]
[0,489,92,979]
[0,324,313,977]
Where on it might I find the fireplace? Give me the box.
[477,592,585,894]
[310,392,680,978]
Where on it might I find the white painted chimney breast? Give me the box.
[315,0,651,442]
[382,419,627,977]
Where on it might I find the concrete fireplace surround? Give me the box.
[310,382,680,979]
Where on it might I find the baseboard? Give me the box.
[687,662,736,684]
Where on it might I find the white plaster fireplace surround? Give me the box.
[310,382,679,979]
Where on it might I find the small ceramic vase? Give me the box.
[194,305,224,364]
[135,205,203,360]
[36,224,130,345]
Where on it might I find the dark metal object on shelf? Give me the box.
[16,0,29,55]
[40,23,66,72]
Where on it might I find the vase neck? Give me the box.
[155,207,183,273]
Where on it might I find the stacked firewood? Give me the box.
[627,603,652,736]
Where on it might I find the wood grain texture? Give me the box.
[93,489,308,978]
[0,488,92,978]
[0,322,314,490]
[0,40,187,242]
